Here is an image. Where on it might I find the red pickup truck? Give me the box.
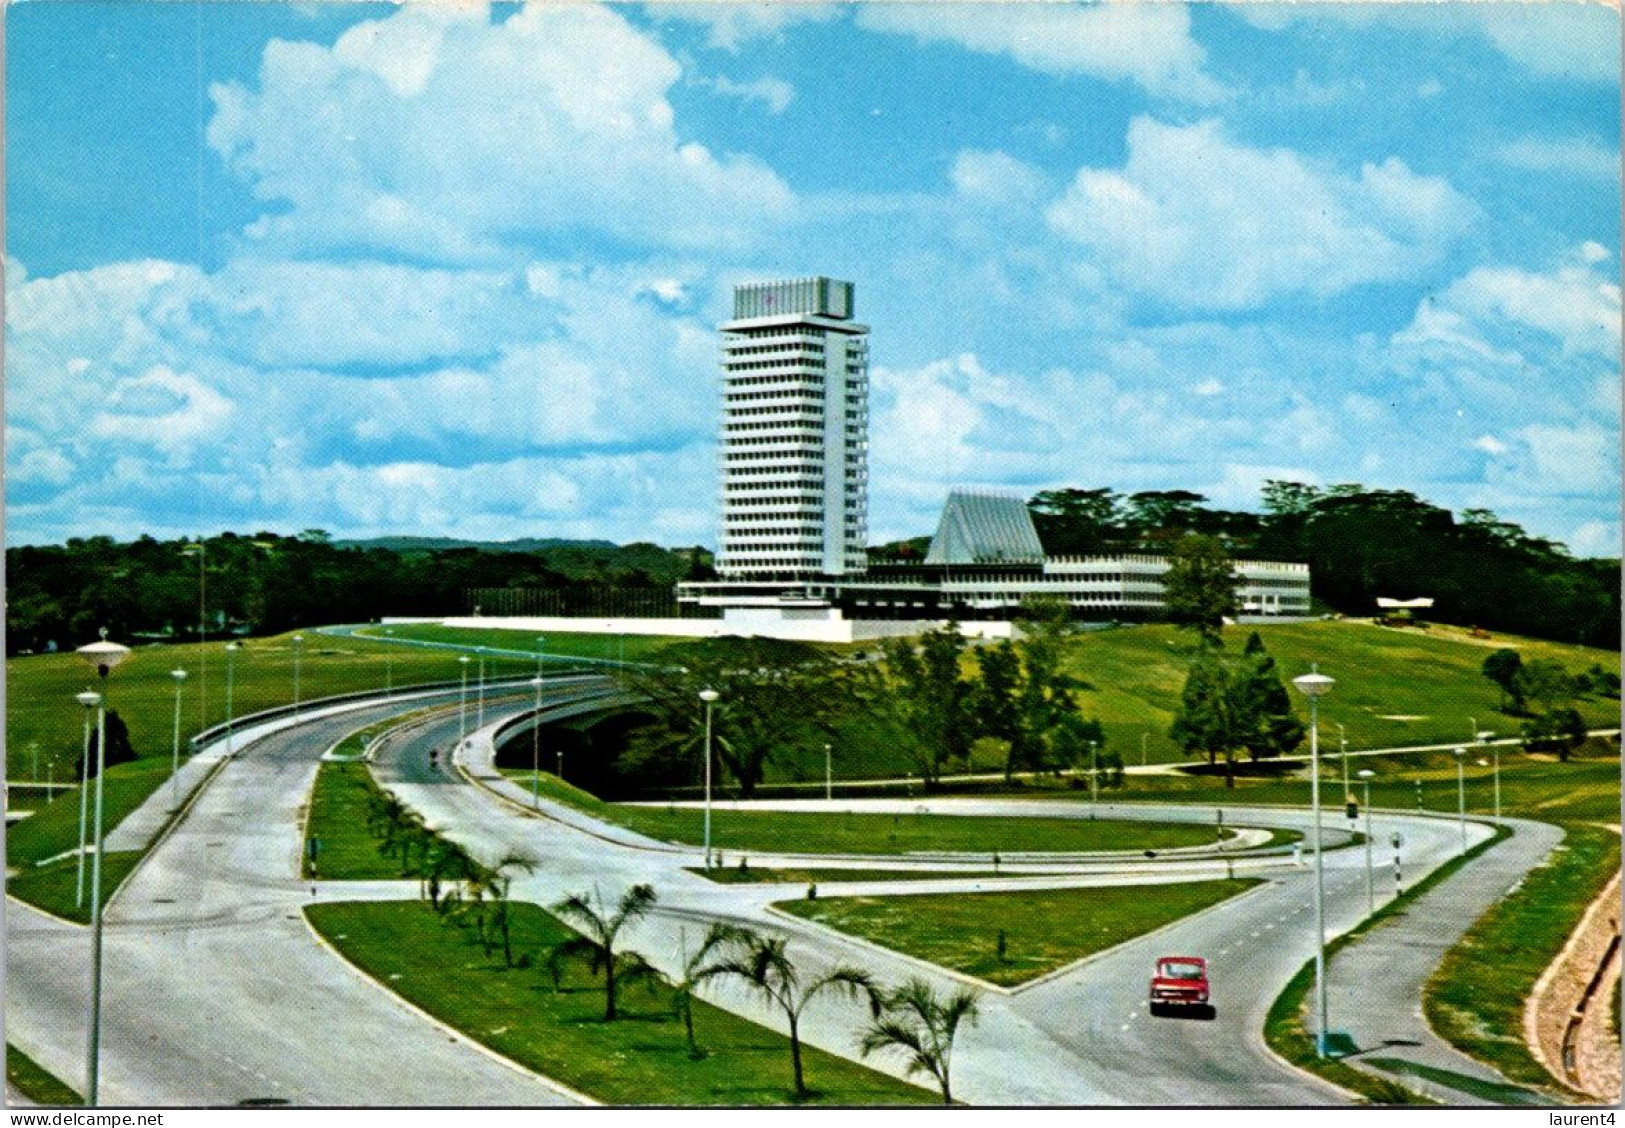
[1149,956,1212,1017]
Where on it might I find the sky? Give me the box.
[6,1,1621,557]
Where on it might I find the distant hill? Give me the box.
[335,536,618,553]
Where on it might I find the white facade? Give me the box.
[716,277,869,579]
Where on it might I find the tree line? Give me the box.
[5,530,710,656]
[1023,482,1619,647]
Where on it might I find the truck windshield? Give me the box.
[1159,961,1204,979]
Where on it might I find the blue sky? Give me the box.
[6,1,1620,556]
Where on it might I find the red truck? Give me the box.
[1149,956,1212,1018]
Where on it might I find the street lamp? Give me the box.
[169,669,187,807]
[224,642,240,755]
[1357,768,1375,915]
[1478,730,1499,819]
[75,696,96,907]
[530,676,544,809]
[824,742,833,802]
[180,540,207,730]
[477,653,487,729]
[292,634,304,719]
[458,656,471,747]
[1336,723,1349,819]
[1291,666,1335,1059]
[74,629,131,1109]
[699,688,720,868]
[536,636,546,678]
[1089,740,1100,817]
[383,628,394,699]
[1453,747,1467,856]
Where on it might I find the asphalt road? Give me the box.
[5,692,579,1108]
[7,677,1551,1107]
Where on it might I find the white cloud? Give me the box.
[1496,135,1619,180]
[89,366,234,459]
[205,4,793,258]
[1474,434,1509,456]
[949,149,1048,205]
[855,3,1226,102]
[647,2,844,51]
[1417,78,1443,98]
[1192,378,1225,397]
[707,74,795,114]
[1409,251,1622,360]
[1568,521,1621,558]
[1045,117,1477,309]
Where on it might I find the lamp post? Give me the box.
[1478,730,1499,819]
[1453,747,1467,856]
[1337,723,1349,819]
[530,676,544,808]
[699,688,719,868]
[477,653,487,729]
[1292,666,1335,1059]
[1093,741,1103,813]
[181,540,207,730]
[1357,769,1375,915]
[536,636,546,678]
[292,634,304,719]
[824,742,833,801]
[75,696,95,908]
[383,628,394,699]
[224,642,240,755]
[458,655,471,747]
[74,630,131,1108]
[169,669,187,807]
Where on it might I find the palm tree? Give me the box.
[486,852,536,967]
[672,922,753,1059]
[860,978,980,1105]
[699,928,880,1100]
[546,884,659,1021]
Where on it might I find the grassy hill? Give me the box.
[1050,618,1619,766]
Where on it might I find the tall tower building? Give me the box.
[716,277,869,578]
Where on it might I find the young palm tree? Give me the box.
[546,884,659,1021]
[672,922,753,1059]
[860,978,980,1105]
[699,928,880,1100]
[486,853,536,968]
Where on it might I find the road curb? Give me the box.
[296,905,598,1106]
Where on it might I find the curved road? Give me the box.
[7,679,1556,1106]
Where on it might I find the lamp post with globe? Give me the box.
[1291,666,1335,1058]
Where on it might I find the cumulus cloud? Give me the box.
[856,2,1225,102]
[648,2,845,51]
[1044,117,1478,309]
[706,73,795,114]
[206,3,793,258]
[1496,135,1619,181]
[949,149,1048,206]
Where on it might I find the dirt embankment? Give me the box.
[1526,849,1622,1102]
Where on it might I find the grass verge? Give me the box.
[1262,823,1518,1105]
[687,866,996,885]
[6,851,143,925]
[1425,823,1621,1092]
[6,1044,79,1106]
[303,761,402,880]
[306,900,932,1105]
[778,879,1260,987]
[1360,1057,1545,1105]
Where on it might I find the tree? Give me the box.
[1228,633,1306,763]
[485,853,536,968]
[697,928,880,1099]
[1481,649,1524,713]
[1513,658,1576,714]
[1522,707,1587,762]
[1168,653,1237,784]
[969,640,1024,778]
[546,884,660,1021]
[1027,487,1123,555]
[1161,534,1238,648]
[860,978,981,1105]
[672,922,753,1059]
[880,625,975,786]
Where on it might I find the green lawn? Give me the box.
[6,1043,79,1106]
[327,704,448,760]
[1426,823,1621,1092]
[353,623,684,665]
[779,879,1261,987]
[5,757,174,868]
[303,761,401,880]
[506,769,1232,856]
[307,900,932,1105]
[1057,619,1618,766]
[687,866,996,885]
[7,851,144,925]
[1090,742,1623,825]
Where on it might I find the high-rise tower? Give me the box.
[716,277,869,578]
